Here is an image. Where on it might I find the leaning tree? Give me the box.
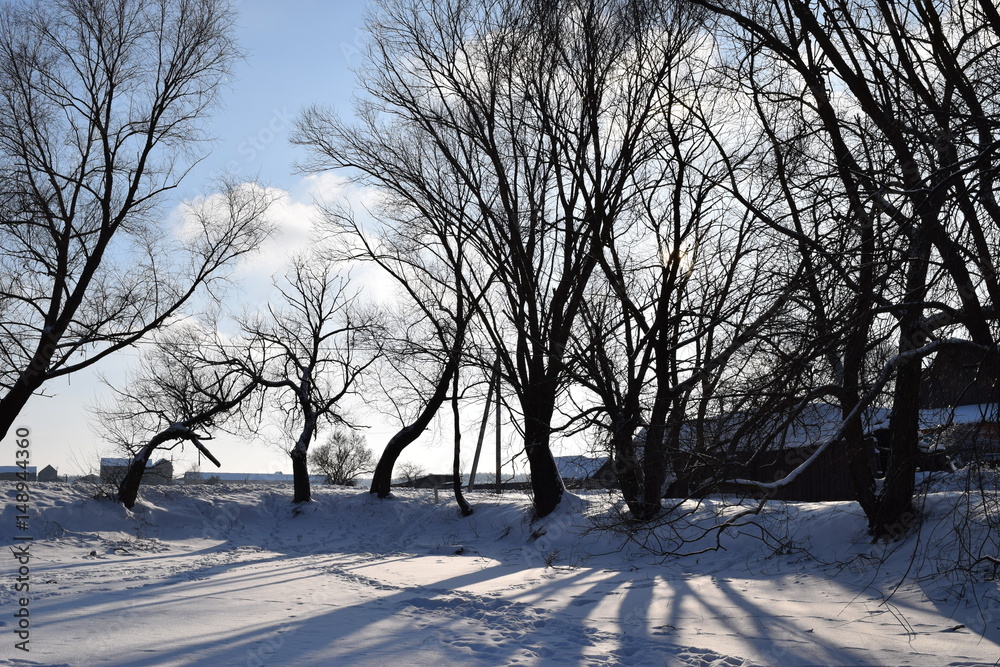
[0,0,257,441]
[690,0,1000,537]
[94,319,266,509]
[295,0,711,517]
[242,252,384,503]
[295,172,489,503]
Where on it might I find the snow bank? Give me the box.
[1,479,998,666]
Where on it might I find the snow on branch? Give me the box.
[725,338,982,493]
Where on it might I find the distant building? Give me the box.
[915,343,1000,467]
[182,471,325,485]
[590,458,618,488]
[37,465,59,482]
[554,455,613,489]
[0,466,36,481]
[920,342,1000,409]
[101,457,174,485]
[144,459,173,485]
[399,474,455,489]
[620,405,860,502]
[100,458,129,483]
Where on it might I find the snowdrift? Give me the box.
[1,475,999,666]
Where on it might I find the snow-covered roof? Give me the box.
[0,466,36,474]
[100,457,130,467]
[920,403,998,428]
[554,455,607,480]
[183,472,326,483]
[636,403,890,452]
[100,457,168,468]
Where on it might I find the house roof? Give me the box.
[182,471,325,483]
[553,455,607,480]
[100,457,130,466]
[920,403,999,428]
[634,403,890,453]
[0,466,36,474]
[919,342,1000,409]
[101,457,167,468]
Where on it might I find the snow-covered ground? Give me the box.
[2,476,999,666]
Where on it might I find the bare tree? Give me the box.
[243,253,383,503]
[93,320,264,508]
[396,461,426,485]
[309,428,376,486]
[690,0,1000,537]
[295,0,707,518]
[298,188,487,501]
[0,0,259,441]
[572,196,802,519]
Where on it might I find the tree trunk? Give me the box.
[841,215,878,521]
[638,423,669,520]
[869,223,931,539]
[522,386,564,518]
[117,424,220,509]
[291,417,317,503]
[451,372,473,516]
[468,357,498,491]
[841,398,877,520]
[610,416,644,518]
[871,358,920,538]
[370,354,459,498]
[291,444,311,503]
[0,369,46,443]
[119,442,158,510]
[639,391,675,520]
[841,402,877,519]
[371,424,422,498]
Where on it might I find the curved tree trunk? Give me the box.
[370,353,459,498]
[370,425,424,498]
[119,442,158,510]
[291,416,317,503]
[451,370,473,516]
[119,426,222,509]
[0,370,45,444]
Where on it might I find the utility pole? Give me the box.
[494,356,502,494]
[468,355,499,491]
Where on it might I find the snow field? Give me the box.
[1,479,999,666]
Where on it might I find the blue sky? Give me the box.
[19,0,549,481]
[15,1,417,479]
[184,0,369,195]
[23,0,530,480]
[14,0,576,482]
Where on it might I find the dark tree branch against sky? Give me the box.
[0,0,270,442]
